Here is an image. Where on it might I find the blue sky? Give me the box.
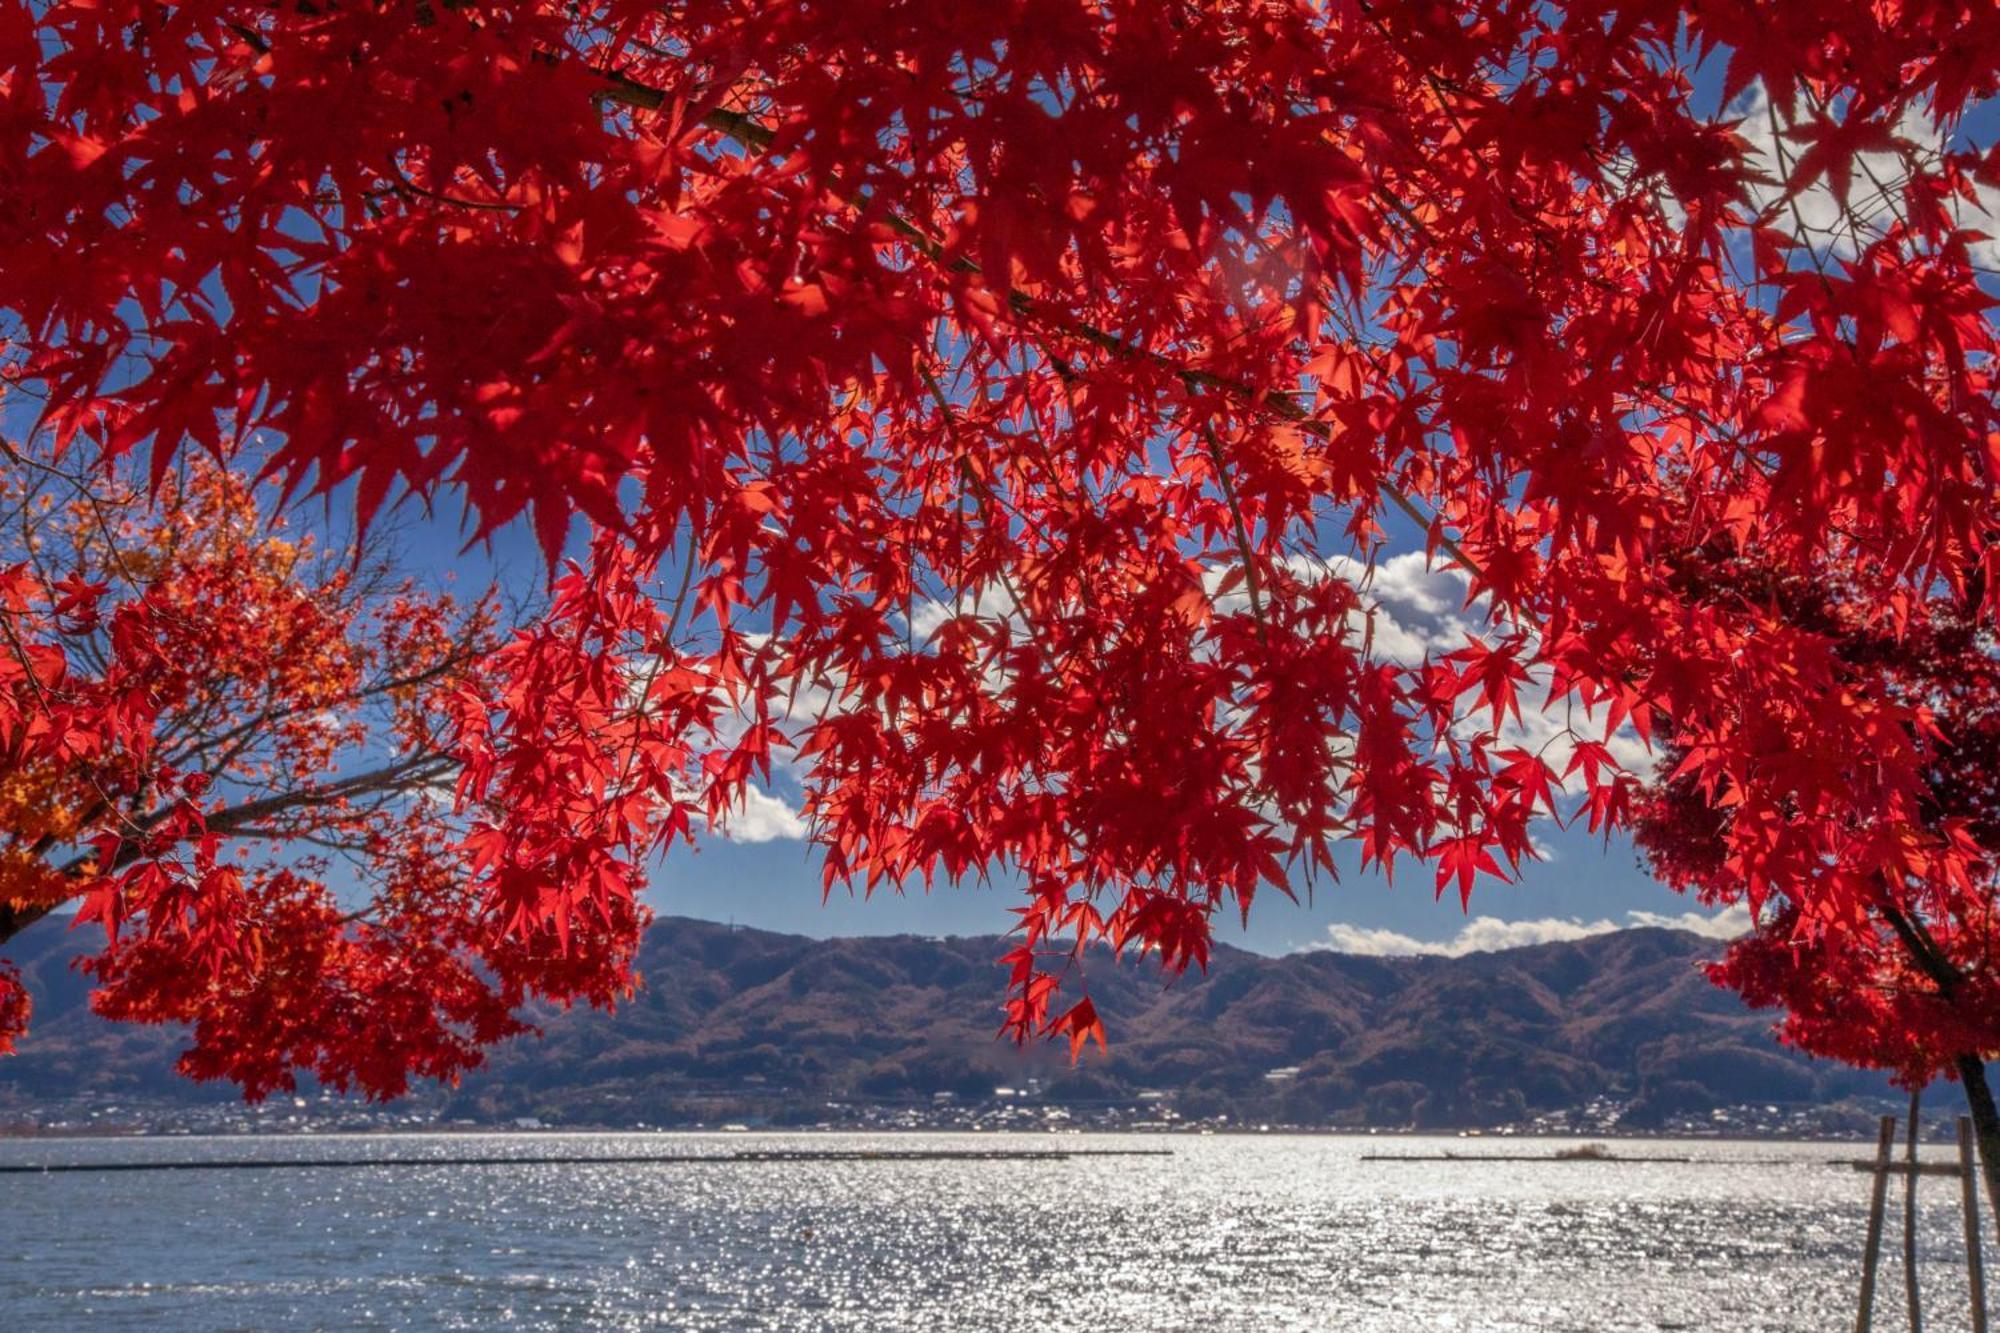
[641,816,1716,956]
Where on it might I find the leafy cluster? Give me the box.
[0,458,550,1097]
[1638,558,2000,1087]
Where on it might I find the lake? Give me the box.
[0,1131,1979,1330]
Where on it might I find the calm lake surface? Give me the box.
[0,1131,1980,1330]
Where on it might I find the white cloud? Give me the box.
[1360,549,1467,616]
[1353,602,1446,666]
[1314,903,1749,957]
[1627,904,1754,940]
[1241,548,1657,812]
[1318,922,1457,956]
[909,584,1023,644]
[1279,554,1649,786]
[710,783,810,843]
[1275,549,1480,667]
[1729,82,2000,269]
[1484,677,1656,786]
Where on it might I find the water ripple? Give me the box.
[0,1132,1977,1330]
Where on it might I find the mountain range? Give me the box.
[0,914,1895,1130]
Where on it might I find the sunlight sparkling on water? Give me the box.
[0,1132,1981,1330]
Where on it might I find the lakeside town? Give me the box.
[1,1083,1915,1143]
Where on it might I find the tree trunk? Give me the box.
[0,899,53,949]
[1956,1054,2000,1255]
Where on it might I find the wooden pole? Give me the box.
[1907,1091,1924,1333]
[1860,1114,1896,1333]
[1963,1116,1989,1333]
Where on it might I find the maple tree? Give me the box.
[0,451,573,1098]
[1635,555,2000,1227]
[0,0,1996,1137]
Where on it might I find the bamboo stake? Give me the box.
[1963,1116,1989,1333]
[1860,1114,1896,1333]
[1908,1091,1924,1333]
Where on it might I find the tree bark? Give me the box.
[0,899,53,949]
[1872,900,2000,1255]
[1957,1054,2000,1255]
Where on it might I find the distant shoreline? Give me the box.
[0,1123,1894,1146]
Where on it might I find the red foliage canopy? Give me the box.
[1637,559,2000,1089]
[0,459,578,1097]
[1,0,1997,1092]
